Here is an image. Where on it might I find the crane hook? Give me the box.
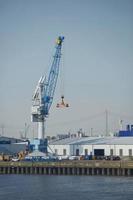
[56,96,69,108]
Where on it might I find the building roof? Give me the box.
[0,136,23,143]
[49,136,133,146]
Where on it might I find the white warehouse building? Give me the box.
[49,136,133,157]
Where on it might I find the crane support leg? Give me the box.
[38,120,45,139]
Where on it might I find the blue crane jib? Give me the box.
[31,36,64,122]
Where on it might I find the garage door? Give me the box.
[94,149,104,156]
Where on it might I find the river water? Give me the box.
[0,175,133,200]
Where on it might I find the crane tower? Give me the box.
[31,36,64,142]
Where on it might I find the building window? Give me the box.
[63,149,67,156]
[119,149,123,156]
[110,149,113,156]
[55,149,58,155]
[129,149,132,156]
[84,149,88,155]
[76,149,79,156]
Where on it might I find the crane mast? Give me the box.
[31,36,64,141]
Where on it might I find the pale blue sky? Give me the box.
[0,0,133,138]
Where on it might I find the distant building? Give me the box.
[57,134,70,140]
[118,124,133,137]
[56,129,86,140]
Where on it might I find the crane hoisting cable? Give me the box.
[56,37,69,108]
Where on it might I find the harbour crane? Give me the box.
[31,36,66,142]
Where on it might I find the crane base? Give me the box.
[29,138,48,153]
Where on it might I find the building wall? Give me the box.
[0,143,27,156]
[49,145,70,156]
[114,145,133,156]
[101,144,133,156]
[49,144,133,157]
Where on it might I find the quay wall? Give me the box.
[0,160,133,176]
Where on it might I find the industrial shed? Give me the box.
[0,136,28,155]
[49,136,133,157]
